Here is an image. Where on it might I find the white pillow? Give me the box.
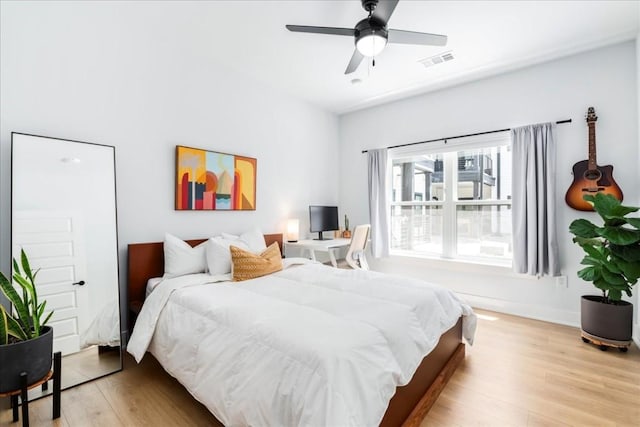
[221,226,267,253]
[206,237,250,275]
[163,233,207,278]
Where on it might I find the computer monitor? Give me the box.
[309,205,339,240]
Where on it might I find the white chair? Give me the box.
[342,224,371,270]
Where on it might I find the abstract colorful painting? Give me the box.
[176,146,257,210]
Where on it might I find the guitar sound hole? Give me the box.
[582,187,605,193]
[584,169,601,181]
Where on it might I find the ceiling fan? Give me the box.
[286,0,448,74]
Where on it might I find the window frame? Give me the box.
[388,134,512,266]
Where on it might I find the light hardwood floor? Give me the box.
[1,309,638,426]
[425,311,640,426]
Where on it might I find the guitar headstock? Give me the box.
[585,107,598,123]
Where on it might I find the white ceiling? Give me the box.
[185,0,637,114]
[25,0,632,116]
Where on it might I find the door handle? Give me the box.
[72,280,86,286]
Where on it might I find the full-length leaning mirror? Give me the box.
[11,132,122,398]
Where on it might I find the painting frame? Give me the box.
[175,145,257,211]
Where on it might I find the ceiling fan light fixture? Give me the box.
[356,32,387,57]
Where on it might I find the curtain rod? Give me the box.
[361,119,572,154]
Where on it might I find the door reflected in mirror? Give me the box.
[11,133,122,399]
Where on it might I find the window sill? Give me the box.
[388,250,517,275]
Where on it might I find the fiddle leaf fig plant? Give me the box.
[0,249,53,345]
[569,193,640,303]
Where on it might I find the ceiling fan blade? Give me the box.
[286,25,355,37]
[372,0,399,25]
[345,49,364,74]
[388,29,447,46]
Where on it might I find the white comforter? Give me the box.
[80,301,121,348]
[128,260,476,427]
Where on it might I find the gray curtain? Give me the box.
[511,122,560,276]
[367,148,390,258]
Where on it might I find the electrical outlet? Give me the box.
[555,275,568,288]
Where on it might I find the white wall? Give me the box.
[0,2,340,336]
[339,42,638,328]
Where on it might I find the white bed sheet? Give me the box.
[128,261,475,427]
[145,277,164,299]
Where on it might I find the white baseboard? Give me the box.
[634,323,640,349]
[458,292,580,328]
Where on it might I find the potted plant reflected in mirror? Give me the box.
[569,193,640,352]
[0,249,54,392]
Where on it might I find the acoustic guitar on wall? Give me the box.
[565,107,623,211]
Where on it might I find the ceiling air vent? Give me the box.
[418,51,454,68]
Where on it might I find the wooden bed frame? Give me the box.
[127,233,465,427]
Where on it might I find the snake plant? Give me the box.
[0,249,53,345]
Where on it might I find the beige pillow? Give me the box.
[230,242,282,282]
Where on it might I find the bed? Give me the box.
[126,233,475,426]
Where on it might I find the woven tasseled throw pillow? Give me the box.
[230,242,283,282]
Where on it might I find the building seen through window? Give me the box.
[390,140,512,264]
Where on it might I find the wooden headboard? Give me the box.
[127,233,283,321]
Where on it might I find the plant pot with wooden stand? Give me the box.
[569,193,640,352]
[0,249,60,425]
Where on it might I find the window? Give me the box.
[389,136,512,265]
